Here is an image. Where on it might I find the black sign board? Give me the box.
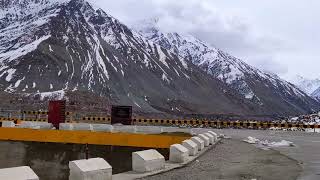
[111,106,132,125]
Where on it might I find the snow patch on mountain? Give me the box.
[134,19,307,102]
[290,75,320,95]
[0,0,68,63]
[24,89,65,101]
[0,0,191,94]
[0,35,51,62]
[312,87,320,101]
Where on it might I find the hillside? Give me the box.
[0,0,319,117]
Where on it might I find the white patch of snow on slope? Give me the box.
[21,90,65,101]
[134,19,307,101]
[157,46,169,68]
[4,69,17,82]
[0,35,51,62]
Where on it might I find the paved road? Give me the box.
[141,139,301,180]
[211,129,320,180]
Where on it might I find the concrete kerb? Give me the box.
[161,127,192,134]
[18,122,53,130]
[59,123,74,130]
[132,149,165,173]
[169,144,189,163]
[198,134,210,147]
[112,125,137,133]
[91,124,113,132]
[1,121,15,127]
[208,131,218,142]
[0,166,39,180]
[204,133,214,145]
[72,123,93,131]
[113,131,221,180]
[182,139,198,156]
[135,126,163,134]
[69,158,112,180]
[191,136,205,151]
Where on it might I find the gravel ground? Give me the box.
[141,139,301,180]
[212,129,320,180]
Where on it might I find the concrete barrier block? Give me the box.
[169,144,189,163]
[198,134,210,147]
[91,124,113,132]
[136,126,163,134]
[182,139,198,156]
[191,137,204,151]
[0,166,39,180]
[112,125,137,133]
[204,133,214,145]
[208,131,218,141]
[73,123,93,131]
[132,149,165,172]
[161,127,191,134]
[18,122,53,129]
[2,121,15,127]
[59,123,74,130]
[69,158,112,180]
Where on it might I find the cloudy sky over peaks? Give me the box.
[88,0,320,80]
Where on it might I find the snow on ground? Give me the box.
[243,136,295,149]
[32,90,65,100]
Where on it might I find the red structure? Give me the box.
[48,100,66,129]
[111,106,132,125]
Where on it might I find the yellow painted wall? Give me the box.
[0,128,190,148]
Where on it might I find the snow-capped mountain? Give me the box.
[312,87,320,101]
[0,0,250,115]
[290,75,320,96]
[134,18,320,113]
[0,0,319,116]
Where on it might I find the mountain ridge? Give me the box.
[289,75,320,99]
[0,0,319,116]
[133,18,320,113]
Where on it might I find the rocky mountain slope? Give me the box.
[290,75,320,100]
[134,18,320,114]
[0,0,319,116]
[312,88,320,101]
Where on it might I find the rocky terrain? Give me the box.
[0,0,319,118]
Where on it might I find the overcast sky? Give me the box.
[88,0,320,80]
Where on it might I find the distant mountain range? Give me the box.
[290,75,320,101]
[312,88,320,101]
[0,0,319,117]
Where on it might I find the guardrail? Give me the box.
[81,117,111,123]
[22,111,72,115]
[1,110,319,130]
[132,119,320,129]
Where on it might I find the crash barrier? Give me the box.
[132,119,320,129]
[2,110,320,130]
[22,111,72,115]
[0,127,190,148]
[82,117,111,123]
[2,117,320,129]
[0,117,71,123]
[114,130,219,179]
[0,131,217,180]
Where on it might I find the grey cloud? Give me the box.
[88,0,320,79]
